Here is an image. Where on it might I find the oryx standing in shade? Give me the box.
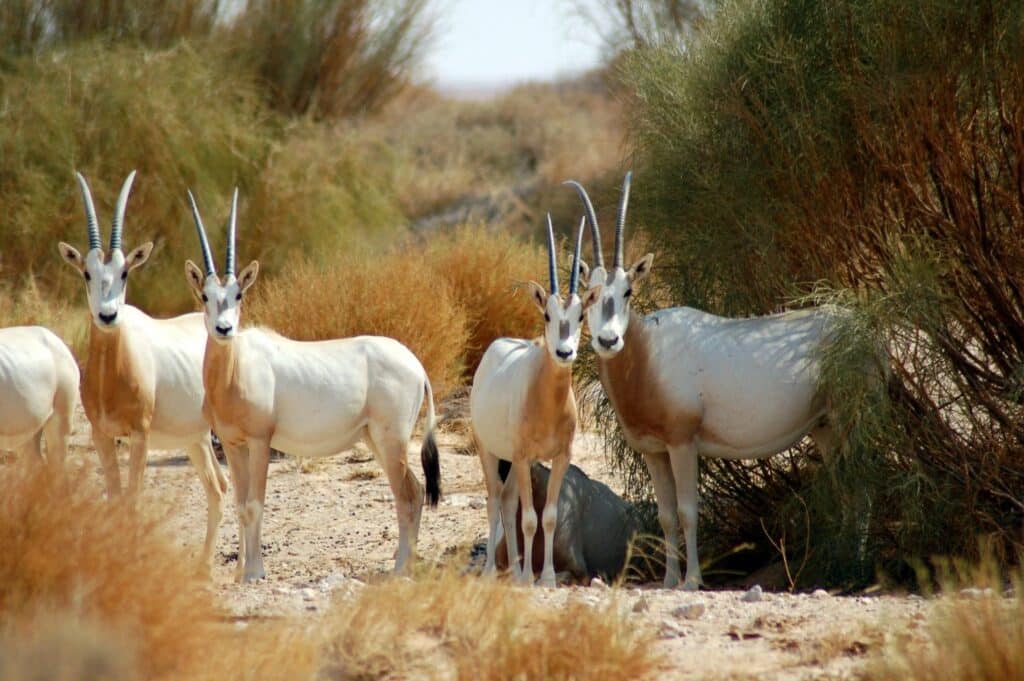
[567,173,837,590]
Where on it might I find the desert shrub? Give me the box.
[573,0,709,54]
[597,0,1024,587]
[319,569,663,680]
[226,0,434,119]
[246,252,470,399]
[0,43,271,315]
[0,0,221,55]
[425,224,547,376]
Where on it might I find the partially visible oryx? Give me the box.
[0,326,79,470]
[185,190,441,582]
[57,171,228,576]
[567,173,838,590]
[470,215,602,587]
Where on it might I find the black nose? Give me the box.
[215,324,233,336]
[598,335,619,350]
[98,311,117,325]
[556,348,573,360]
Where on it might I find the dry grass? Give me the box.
[247,252,471,399]
[426,224,547,376]
[319,569,664,680]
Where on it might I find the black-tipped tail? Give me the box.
[421,431,441,507]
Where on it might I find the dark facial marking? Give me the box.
[559,320,570,341]
[602,295,615,322]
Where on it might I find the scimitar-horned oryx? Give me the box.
[58,171,228,576]
[567,172,839,590]
[470,215,602,587]
[185,190,441,582]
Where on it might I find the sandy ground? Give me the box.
[59,405,930,680]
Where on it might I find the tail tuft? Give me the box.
[421,431,441,507]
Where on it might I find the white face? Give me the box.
[58,243,153,330]
[185,261,259,342]
[579,254,653,358]
[529,281,602,366]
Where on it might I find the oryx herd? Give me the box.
[0,170,840,590]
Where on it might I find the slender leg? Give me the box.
[643,452,681,588]
[42,410,71,476]
[185,435,226,578]
[126,430,149,496]
[500,472,521,578]
[538,453,569,588]
[369,426,423,574]
[513,459,537,586]
[15,431,43,466]
[94,433,121,497]
[242,438,271,582]
[668,442,701,590]
[222,443,249,583]
[477,443,503,576]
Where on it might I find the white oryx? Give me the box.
[470,215,602,587]
[58,172,228,575]
[567,173,837,590]
[184,190,441,582]
[0,326,79,470]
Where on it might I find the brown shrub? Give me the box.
[246,253,470,399]
[319,569,664,681]
[426,224,547,376]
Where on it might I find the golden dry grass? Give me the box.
[246,252,471,399]
[426,224,547,376]
[319,569,664,681]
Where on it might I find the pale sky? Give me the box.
[424,0,610,90]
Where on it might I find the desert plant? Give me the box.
[598,0,1024,587]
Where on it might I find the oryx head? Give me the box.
[526,214,602,367]
[183,189,259,343]
[564,172,653,358]
[58,171,153,331]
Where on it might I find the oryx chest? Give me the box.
[82,341,152,437]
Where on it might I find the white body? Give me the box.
[0,326,79,466]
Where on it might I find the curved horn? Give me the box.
[109,170,136,252]
[75,172,101,252]
[563,180,604,269]
[545,213,559,295]
[613,171,632,269]
[186,190,216,277]
[568,216,586,295]
[225,188,238,277]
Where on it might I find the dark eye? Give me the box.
[624,288,633,299]
[544,313,550,322]
[121,271,128,281]
[235,293,242,301]
[201,294,208,303]
[84,272,91,281]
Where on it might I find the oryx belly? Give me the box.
[0,328,58,446]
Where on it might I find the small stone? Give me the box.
[300,588,316,601]
[659,618,685,639]
[673,602,705,620]
[959,587,993,600]
[591,577,609,589]
[811,589,830,598]
[632,595,650,613]
[907,594,925,601]
[742,585,763,603]
[272,586,292,595]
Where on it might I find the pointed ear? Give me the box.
[184,260,206,296]
[580,283,603,310]
[237,260,259,293]
[57,242,84,271]
[628,253,654,283]
[125,242,153,271]
[526,280,548,313]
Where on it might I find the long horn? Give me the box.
[109,170,136,252]
[225,188,238,277]
[563,180,604,269]
[545,213,559,295]
[613,171,632,269]
[569,216,586,295]
[186,190,216,277]
[75,172,101,252]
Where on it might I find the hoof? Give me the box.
[537,573,557,589]
[514,570,534,587]
[662,574,681,589]
[681,577,701,592]
[242,567,266,583]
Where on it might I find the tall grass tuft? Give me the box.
[603,0,1024,586]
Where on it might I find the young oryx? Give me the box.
[567,173,837,590]
[184,190,441,582]
[470,216,602,587]
[0,326,79,470]
[57,172,228,576]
